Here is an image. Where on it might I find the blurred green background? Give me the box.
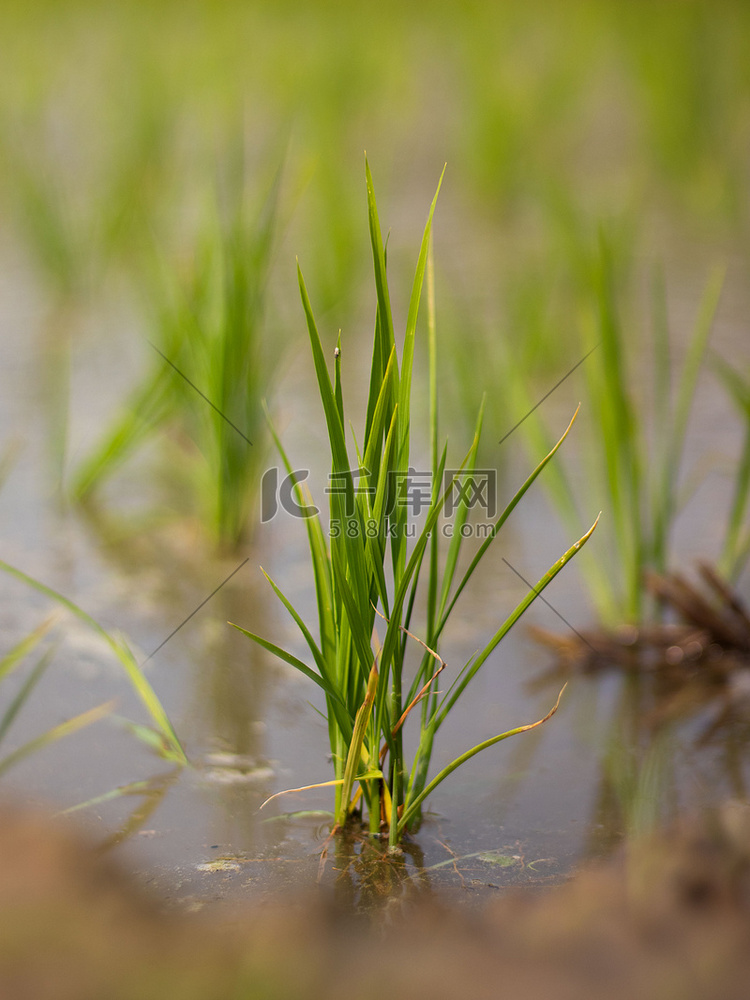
[3,0,748,312]
[2,0,749,606]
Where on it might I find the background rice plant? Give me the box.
[713,358,750,581]
[0,560,186,766]
[475,228,726,626]
[0,616,114,779]
[72,150,283,550]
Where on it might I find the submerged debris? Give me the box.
[198,752,275,786]
[196,859,242,874]
[648,563,750,655]
[529,563,750,733]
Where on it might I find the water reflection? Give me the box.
[67,503,282,851]
[585,674,676,854]
[531,643,750,861]
[6,406,750,906]
[324,831,433,913]
[188,575,279,853]
[92,768,182,852]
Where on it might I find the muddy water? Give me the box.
[1,244,749,908]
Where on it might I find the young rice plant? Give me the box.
[0,560,186,766]
[503,238,724,625]
[0,615,113,780]
[234,163,598,847]
[72,157,281,551]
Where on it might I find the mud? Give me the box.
[2,801,750,999]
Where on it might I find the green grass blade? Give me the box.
[112,633,186,763]
[333,330,345,426]
[0,616,56,683]
[399,165,446,451]
[399,686,566,834]
[0,648,55,747]
[114,717,185,756]
[436,513,599,725]
[365,157,397,377]
[0,561,186,764]
[258,568,327,679]
[336,661,378,828]
[375,449,475,708]
[713,356,750,578]
[264,405,336,661]
[297,263,351,481]
[0,701,114,780]
[437,397,486,620]
[652,265,724,571]
[71,364,174,500]
[671,266,724,463]
[438,406,581,634]
[298,262,370,613]
[229,622,348,723]
[362,348,397,488]
[364,305,389,449]
[330,541,375,686]
[722,427,750,579]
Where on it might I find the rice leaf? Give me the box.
[0,701,114,780]
[0,561,186,764]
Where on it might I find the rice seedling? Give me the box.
[0,81,175,489]
[72,154,282,550]
[499,233,723,626]
[0,560,186,765]
[234,162,598,846]
[581,243,722,622]
[711,358,750,583]
[0,453,120,775]
[0,616,114,779]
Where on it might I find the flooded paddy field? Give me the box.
[1,2,750,995]
[1,237,748,907]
